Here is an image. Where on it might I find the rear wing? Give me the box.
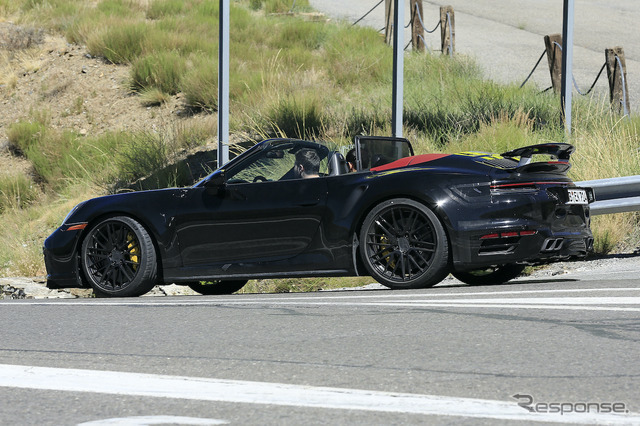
[501,143,574,173]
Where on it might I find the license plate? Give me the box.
[567,188,588,205]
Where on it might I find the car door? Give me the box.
[175,141,329,270]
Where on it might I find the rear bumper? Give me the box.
[451,208,593,271]
[452,228,593,271]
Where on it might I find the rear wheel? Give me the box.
[187,280,248,295]
[359,198,449,289]
[452,264,526,286]
[81,216,158,297]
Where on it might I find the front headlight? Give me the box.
[61,201,87,226]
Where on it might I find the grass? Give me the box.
[239,276,375,294]
[1,0,639,284]
[130,51,186,95]
[0,174,38,213]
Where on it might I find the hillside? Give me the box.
[0,23,216,178]
[1,0,639,289]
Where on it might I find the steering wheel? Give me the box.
[253,175,268,182]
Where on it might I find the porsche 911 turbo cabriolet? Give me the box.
[44,136,594,297]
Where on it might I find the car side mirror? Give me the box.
[205,170,226,195]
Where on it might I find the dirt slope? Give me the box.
[0,26,213,178]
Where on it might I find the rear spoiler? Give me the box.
[501,143,574,167]
[501,143,574,173]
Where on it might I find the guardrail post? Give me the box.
[385,0,394,45]
[544,34,563,93]
[605,47,631,115]
[410,0,425,52]
[439,6,454,56]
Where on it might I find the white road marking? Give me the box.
[4,287,640,311]
[0,364,638,424]
[78,416,228,425]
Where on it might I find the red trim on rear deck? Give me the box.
[370,154,450,172]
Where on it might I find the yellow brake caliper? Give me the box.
[380,235,395,269]
[127,232,139,271]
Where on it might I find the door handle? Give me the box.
[296,200,319,207]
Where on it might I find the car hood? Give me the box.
[63,188,187,225]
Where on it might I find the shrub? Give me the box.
[147,0,186,19]
[8,121,126,188]
[139,87,171,106]
[115,131,194,190]
[267,94,324,139]
[250,0,310,13]
[323,24,392,86]
[0,23,44,49]
[181,57,218,111]
[340,106,389,139]
[87,21,147,64]
[130,51,185,94]
[0,175,38,213]
[273,19,327,50]
[7,120,47,154]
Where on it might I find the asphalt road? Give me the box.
[2,272,640,425]
[309,0,640,113]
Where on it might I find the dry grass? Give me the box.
[0,47,44,89]
[0,0,639,283]
[240,276,375,294]
[0,183,98,277]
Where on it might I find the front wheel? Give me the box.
[452,264,526,286]
[81,216,158,297]
[359,198,449,289]
[187,280,248,295]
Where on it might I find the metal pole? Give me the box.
[217,0,230,166]
[560,0,574,138]
[391,0,404,138]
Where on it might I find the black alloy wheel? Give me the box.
[81,216,158,297]
[187,280,248,295]
[452,264,526,286]
[360,198,449,289]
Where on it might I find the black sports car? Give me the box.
[43,136,594,297]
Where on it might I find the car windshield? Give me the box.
[196,139,335,186]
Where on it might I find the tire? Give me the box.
[359,198,449,289]
[452,264,526,286]
[81,216,158,297]
[187,280,248,295]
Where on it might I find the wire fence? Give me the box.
[519,42,629,116]
[350,1,629,113]
[351,1,451,55]
[352,0,384,27]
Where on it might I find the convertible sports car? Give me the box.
[44,136,594,297]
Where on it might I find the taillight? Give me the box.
[480,230,537,239]
[491,181,573,196]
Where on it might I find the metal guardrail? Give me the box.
[577,175,640,215]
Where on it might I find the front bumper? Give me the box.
[43,226,86,289]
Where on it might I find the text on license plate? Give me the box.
[567,189,588,205]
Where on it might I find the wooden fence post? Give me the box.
[605,47,631,115]
[439,6,454,55]
[410,0,425,52]
[544,34,563,93]
[385,0,394,45]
